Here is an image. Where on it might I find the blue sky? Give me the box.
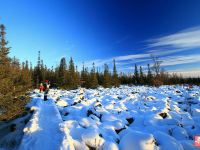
[0,0,200,76]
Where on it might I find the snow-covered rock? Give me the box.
[153,131,184,150]
[17,85,200,150]
[82,129,104,149]
[119,130,157,150]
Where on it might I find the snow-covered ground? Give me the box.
[19,85,200,150]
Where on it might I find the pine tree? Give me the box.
[20,60,32,87]
[0,23,12,96]
[133,64,139,85]
[103,64,111,88]
[84,67,90,88]
[96,67,103,86]
[68,57,78,89]
[75,65,80,87]
[90,63,98,89]
[139,66,144,85]
[147,64,153,85]
[41,59,46,82]
[81,63,86,87]
[11,56,20,68]
[58,57,67,87]
[33,51,42,87]
[0,24,10,65]
[0,24,31,120]
[112,59,120,87]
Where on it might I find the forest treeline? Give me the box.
[31,51,200,90]
[0,24,200,120]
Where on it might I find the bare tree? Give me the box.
[151,54,163,76]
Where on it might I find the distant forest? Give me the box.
[0,24,200,120]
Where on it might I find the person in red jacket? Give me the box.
[39,83,44,93]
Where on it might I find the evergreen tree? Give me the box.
[0,24,31,120]
[133,64,139,85]
[147,64,153,85]
[84,67,90,88]
[139,66,144,85]
[11,56,20,68]
[81,63,86,87]
[21,60,32,87]
[0,24,10,65]
[41,59,46,82]
[90,63,98,89]
[58,57,67,87]
[0,23,12,96]
[33,51,42,87]
[75,65,80,87]
[103,64,111,88]
[112,59,120,87]
[68,57,78,89]
[96,67,104,86]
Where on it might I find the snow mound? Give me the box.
[18,85,200,150]
[119,130,157,150]
[57,100,68,107]
[82,129,104,149]
[153,131,184,150]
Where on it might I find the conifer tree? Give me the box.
[112,59,120,87]
[139,66,144,85]
[0,24,10,65]
[147,64,153,85]
[0,23,12,96]
[90,63,98,89]
[75,65,80,85]
[133,64,139,85]
[0,24,31,120]
[41,59,46,82]
[84,67,90,88]
[21,60,32,87]
[58,57,67,87]
[11,56,20,68]
[96,67,103,86]
[30,62,33,78]
[103,64,111,88]
[33,51,42,87]
[81,63,86,87]
[68,57,78,89]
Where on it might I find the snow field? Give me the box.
[21,85,200,150]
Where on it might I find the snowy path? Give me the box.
[19,98,64,150]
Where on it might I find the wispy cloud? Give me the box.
[161,54,200,67]
[84,52,200,70]
[168,68,200,77]
[114,53,149,61]
[84,53,151,68]
[147,26,200,49]
[83,26,200,77]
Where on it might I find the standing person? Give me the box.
[39,83,44,93]
[43,80,50,101]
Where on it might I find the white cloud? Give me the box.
[83,26,200,77]
[168,68,200,77]
[147,48,189,56]
[148,26,200,49]
[114,53,149,61]
[160,54,200,67]
[84,53,200,72]
[84,54,151,68]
